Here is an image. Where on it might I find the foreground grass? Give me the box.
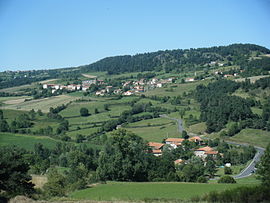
[70,182,249,201]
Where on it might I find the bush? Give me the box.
[218,175,236,183]
[201,185,270,203]
[197,176,208,183]
[80,108,89,117]
[224,166,233,175]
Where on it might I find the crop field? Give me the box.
[227,128,270,148]
[0,83,36,93]
[70,181,250,201]
[0,133,59,150]
[1,95,79,112]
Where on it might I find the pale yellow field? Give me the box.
[1,95,79,112]
[234,75,270,83]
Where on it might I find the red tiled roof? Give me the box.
[148,142,164,149]
[189,136,202,142]
[205,151,218,155]
[165,138,184,143]
[152,149,162,154]
[174,159,183,165]
[196,146,213,152]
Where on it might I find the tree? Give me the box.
[0,146,34,197]
[205,157,217,178]
[94,108,99,114]
[0,109,3,119]
[218,175,236,183]
[97,129,148,181]
[182,130,189,139]
[0,119,9,132]
[43,168,66,197]
[104,104,109,111]
[257,143,270,187]
[224,166,233,175]
[80,108,89,117]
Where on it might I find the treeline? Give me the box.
[196,79,270,133]
[196,80,252,132]
[241,57,270,77]
[80,44,269,74]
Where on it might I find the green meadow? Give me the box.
[70,181,252,201]
[0,133,59,150]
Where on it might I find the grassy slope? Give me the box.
[123,117,180,142]
[0,132,59,150]
[227,128,270,148]
[70,182,251,201]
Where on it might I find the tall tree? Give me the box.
[0,146,34,197]
[257,144,270,187]
[97,129,148,181]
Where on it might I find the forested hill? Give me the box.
[80,44,270,74]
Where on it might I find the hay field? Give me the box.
[1,95,78,112]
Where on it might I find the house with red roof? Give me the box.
[165,138,184,149]
[194,146,218,159]
[148,142,164,156]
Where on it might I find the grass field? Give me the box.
[144,80,210,97]
[0,133,59,150]
[1,95,79,112]
[123,118,180,142]
[227,128,270,148]
[70,181,252,201]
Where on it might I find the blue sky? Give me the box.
[0,0,270,71]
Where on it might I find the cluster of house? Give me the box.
[148,136,219,165]
[214,71,239,78]
[42,83,82,93]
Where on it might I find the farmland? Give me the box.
[70,181,253,201]
[0,133,59,150]
[1,94,79,112]
[227,128,270,148]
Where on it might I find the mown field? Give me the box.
[70,181,253,201]
[1,95,79,112]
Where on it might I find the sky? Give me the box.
[0,0,270,71]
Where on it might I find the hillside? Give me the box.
[80,44,270,74]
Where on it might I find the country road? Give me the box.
[160,114,265,179]
[226,141,265,179]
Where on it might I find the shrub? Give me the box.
[197,176,208,183]
[80,108,89,117]
[218,175,236,183]
[224,166,233,175]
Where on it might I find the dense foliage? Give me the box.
[196,80,253,132]
[80,44,269,74]
[0,146,34,198]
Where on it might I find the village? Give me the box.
[42,76,178,96]
[148,136,219,166]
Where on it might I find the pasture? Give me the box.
[0,133,59,150]
[227,128,270,148]
[144,80,210,97]
[70,181,250,201]
[124,117,180,142]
